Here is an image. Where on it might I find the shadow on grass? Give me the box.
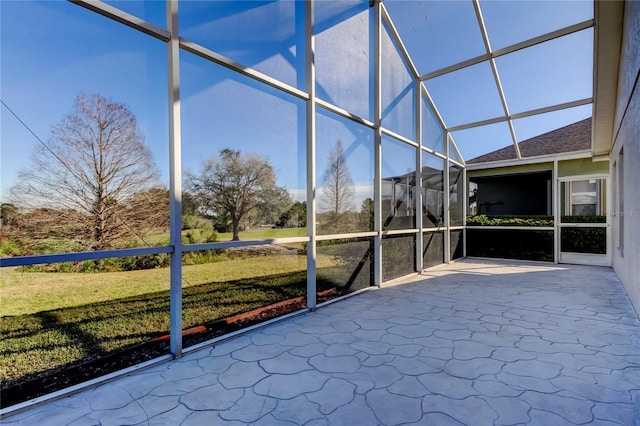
[0,269,350,407]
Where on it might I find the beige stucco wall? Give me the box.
[469,158,610,180]
[467,162,552,178]
[557,158,609,177]
[611,0,640,318]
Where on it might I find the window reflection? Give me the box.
[449,163,464,226]
[382,137,416,230]
[422,153,445,228]
[560,179,606,218]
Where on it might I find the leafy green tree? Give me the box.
[186,149,286,241]
[278,201,307,228]
[254,186,293,227]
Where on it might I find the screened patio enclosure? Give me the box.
[2,0,631,408]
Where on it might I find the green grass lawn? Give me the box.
[0,252,341,390]
[1,253,313,317]
[213,227,307,241]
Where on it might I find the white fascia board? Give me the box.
[465,150,593,171]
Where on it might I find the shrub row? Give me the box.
[21,254,172,273]
[467,214,607,227]
[560,215,606,223]
[466,228,554,262]
[466,214,554,227]
[561,228,606,254]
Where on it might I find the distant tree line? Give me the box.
[0,187,169,256]
[1,94,377,260]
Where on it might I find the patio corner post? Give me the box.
[167,0,183,357]
[373,0,382,287]
[463,166,467,258]
[305,0,317,309]
[444,132,451,263]
[553,158,559,264]
[415,79,423,272]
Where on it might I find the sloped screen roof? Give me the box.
[384,0,594,163]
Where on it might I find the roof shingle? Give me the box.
[467,118,591,164]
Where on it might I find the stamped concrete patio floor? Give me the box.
[3,260,640,425]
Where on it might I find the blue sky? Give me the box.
[385,0,594,161]
[1,1,169,199]
[1,0,594,203]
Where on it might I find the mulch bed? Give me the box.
[1,289,345,408]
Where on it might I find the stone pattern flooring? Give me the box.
[3,260,640,425]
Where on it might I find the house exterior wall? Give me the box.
[611,0,640,317]
[558,158,609,177]
[468,162,552,178]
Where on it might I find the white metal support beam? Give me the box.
[420,19,594,81]
[462,165,467,258]
[305,0,317,309]
[419,82,449,135]
[471,7,509,153]
[472,0,521,159]
[461,164,467,255]
[553,158,559,263]
[179,40,308,102]
[167,0,183,358]
[415,79,423,272]
[447,97,593,133]
[374,0,383,287]
[71,0,171,41]
[444,133,451,263]
[380,3,420,80]
[449,136,465,165]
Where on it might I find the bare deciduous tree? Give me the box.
[125,187,170,232]
[186,149,280,241]
[10,93,159,250]
[320,140,355,231]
